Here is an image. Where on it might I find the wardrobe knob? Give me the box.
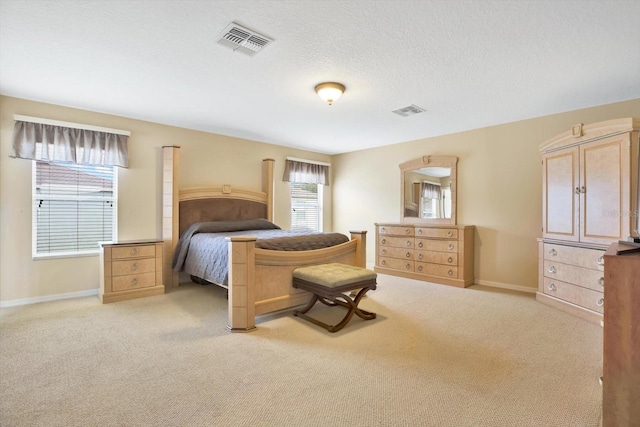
[597,298,604,307]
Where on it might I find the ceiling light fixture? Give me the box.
[315,82,345,106]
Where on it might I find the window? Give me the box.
[32,160,117,258]
[290,182,323,232]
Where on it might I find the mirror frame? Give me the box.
[400,155,458,225]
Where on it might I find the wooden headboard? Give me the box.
[178,187,269,236]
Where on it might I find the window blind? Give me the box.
[290,182,322,232]
[33,160,116,256]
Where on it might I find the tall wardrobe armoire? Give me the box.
[537,118,639,324]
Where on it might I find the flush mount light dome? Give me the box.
[315,82,345,105]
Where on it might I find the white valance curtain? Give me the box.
[421,182,441,199]
[283,159,330,186]
[10,119,129,168]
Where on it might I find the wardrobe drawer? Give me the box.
[378,225,414,236]
[543,277,604,314]
[112,272,157,292]
[416,262,458,278]
[415,250,457,266]
[543,243,605,270]
[378,257,414,272]
[415,227,458,239]
[543,260,605,292]
[416,239,457,252]
[379,236,414,249]
[111,244,156,260]
[378,246,414,260]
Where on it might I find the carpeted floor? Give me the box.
[0,274,603,426]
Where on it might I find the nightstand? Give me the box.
[99,239,164,303]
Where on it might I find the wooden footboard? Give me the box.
[226,230,367,332]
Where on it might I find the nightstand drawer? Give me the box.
[112,245,156,260]
[112,258,156,277]
[112,272,156,292]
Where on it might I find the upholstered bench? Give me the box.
[292,263,377,332]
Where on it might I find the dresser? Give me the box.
[99,239,164,303]
[537,118,639,324]
[374,223,475,288]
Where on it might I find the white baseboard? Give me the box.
[0,289,99,308]
[473,279,536,294]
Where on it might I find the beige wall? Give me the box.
[2,96,639,302]
[0,96,331,302]
[332,98,640,290]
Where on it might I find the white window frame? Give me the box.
[290,182,323,232]
[32,160,118,259]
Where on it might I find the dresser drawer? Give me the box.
[112,272,157,292]
[416,250,457,265]
[112,244,156,260]
[416,239,457,252]
[543,243,605,270]
[378,225,414,236]
[378,246,413,260]
[543,277,604,314]
[379,236,414,249]
[378,257,414,272]
[543,260,605,292]
[415,227,458,239]
[112,258,156,277]
[416,262,458,278]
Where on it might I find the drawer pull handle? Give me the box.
[549,249,557,256]
[448,269,453,276]
[130,247,138,255]
[418,242,423,248]
[417,229,422,235]
[405,229,411,235]
[448,243,454,250]
[381,260,386,266]
[548,266,556,274]
[448,257,453,263]
[418,265,423,272]
[597,256,604,266]
[132,263,138,271]
[381,227,386,233]
[598,277,604,286]
[548,283,557,291]
[381,238,386,245]
[405,252,411,258]
[597,298,604,307]
[418,254,423,260]
[447,231,453,237]
[131,278,138,286]
[406,241,411,247]
[381,249,386,255]
[405,264,411,270]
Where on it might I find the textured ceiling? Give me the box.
[1,1,639,154]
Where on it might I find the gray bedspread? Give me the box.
[172,220,349,285]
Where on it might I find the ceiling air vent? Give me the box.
[392,104,426,117]
[216,22,273,56]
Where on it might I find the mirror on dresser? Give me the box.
[400,156,458,225]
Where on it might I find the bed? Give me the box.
[162,153,367,331]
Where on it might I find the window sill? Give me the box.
[33,251,99,261]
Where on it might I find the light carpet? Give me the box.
[0,274,603,426]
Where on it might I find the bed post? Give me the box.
[226,236,257,332]
[163,146,180,288]
[349,230,367,268]
[262,158,275,221]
